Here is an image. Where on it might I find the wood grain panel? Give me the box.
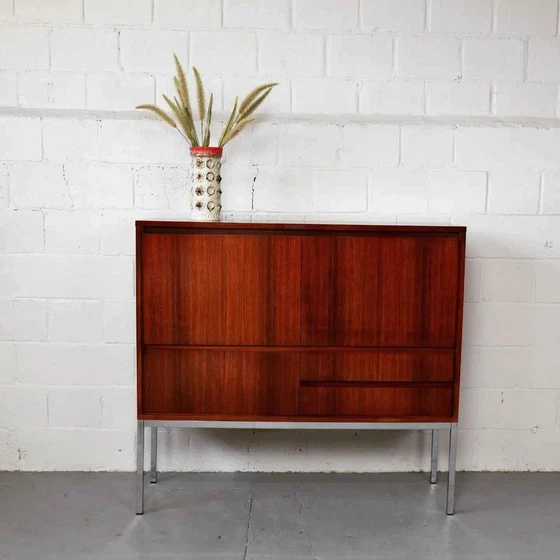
[268,235,302,345]
[137,222,466,423]
[142,234,177,343]
[142,348,300,415]
[300,351,453,382]
[223,235,301,345]
[302,235,460,347]
[333,236,382,346]
[177,233,225,344]
[301,236,334,346]
[422,237,460,347]
[378,237,423,346]
[299,386,453,417]
[223,235,269,345]
[142,233,301,345]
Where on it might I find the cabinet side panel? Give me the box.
[136,225,143,417]
[453,232,466,420]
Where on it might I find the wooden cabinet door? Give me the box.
[301,235,459,347]
[142,233,301,345]
[142,348,300,416]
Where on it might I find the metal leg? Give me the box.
[136,420,144,515]
[150,427,158,483]
[446,423,458,515]
[430,429,439,484]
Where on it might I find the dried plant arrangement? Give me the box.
[136,55,278,148]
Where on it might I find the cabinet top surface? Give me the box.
[136,221,466,234]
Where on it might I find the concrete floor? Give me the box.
[1,472,559,560]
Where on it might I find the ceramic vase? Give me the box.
[189,146,223,221]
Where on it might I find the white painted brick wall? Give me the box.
[494,83,558,117]
[401,126,454,168]
[9,163,72,209]
[44,210,102,253]
[293,0,359,30]
[47,387,103,428]
[15,0,83,23]
[463,38,525,81]
[495,0,558,36]
[48,300,104,343]
[362,0,425,32]
[103,300,135,343]
[153,0,222,28]
[51,28,119,72]
[430,0,493,34]
[292,78,358,113]
[2,0,560,473]
[361,80,425,114]
[120,29,189,75]
[0,117,42,161]
[63,163,133,209]
[15,343,135,386]
[84,0,152,25]
[0,298,47,341]
[0,255,133,299]
[259,33,324,77]
[43,119,100,161]
[427,171,487,213]
[327,35,393,78]
[18,72,86,110]
[397,36,461,80]
[224,0,290,30]
[528,40,560,82]
[481,260,534,303]
[0,0,14,19]
[426,82,491,115]
[86,73,155,111]
[487,171,540,214]
[191,31,256,76]
[0,26,49,69]
[0,209,44,253]
[0,387,48,428]
[0,72,17,106]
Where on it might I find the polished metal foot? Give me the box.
[150,427,158,484]
[430,429,439,484]
[136,420,144,515]
[446,423,458,515]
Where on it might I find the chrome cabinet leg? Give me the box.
[430,429,439,484]
[150,427,158,484]
[446,423,458,515]
[136,420,144,515]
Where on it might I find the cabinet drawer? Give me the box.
[299,387,453,418]
[142,348,299,416]
[300,351,453,383]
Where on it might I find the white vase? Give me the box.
[189,146,223,221]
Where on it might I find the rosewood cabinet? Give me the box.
[135,221,466,515]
